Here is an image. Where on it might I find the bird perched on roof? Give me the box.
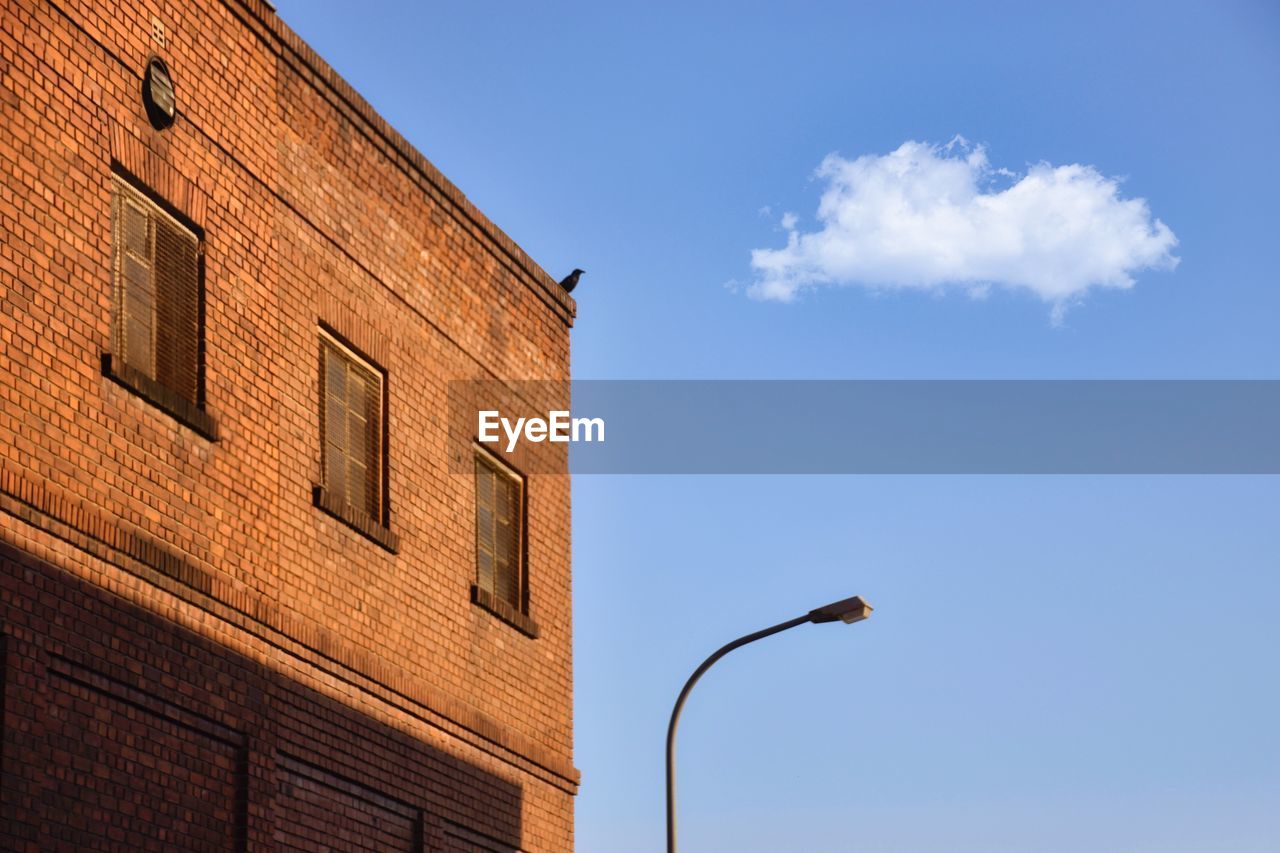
[558,268,584,294]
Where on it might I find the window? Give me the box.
[475,451,522,607]
[312,329,395,551]
[318,332,385,525]
[106,174,212,437]
[472,450,537,636]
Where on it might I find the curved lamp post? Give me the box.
[665,595,873,853]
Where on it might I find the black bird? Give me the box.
[558,268,584,294]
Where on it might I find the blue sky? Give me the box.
[275,1,1279,849]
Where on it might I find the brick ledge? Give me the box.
[102,353,218,440]
[471,584,541,639]
[312,486,399,553]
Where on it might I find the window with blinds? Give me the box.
[319,334,384,522]
[474,452,525,611]
[111,175,201,407]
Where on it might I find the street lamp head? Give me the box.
[808,595,873,625]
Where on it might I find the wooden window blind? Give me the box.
[474,452,524,611]
[110,175,201,407]
[319,334,384,522]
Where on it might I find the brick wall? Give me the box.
[0,0,577,849]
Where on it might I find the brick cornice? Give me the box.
[224,0,577,328]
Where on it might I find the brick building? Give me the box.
[0,0,578,849]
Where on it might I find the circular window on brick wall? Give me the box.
[142,57,176,129]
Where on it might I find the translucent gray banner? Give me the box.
[446,381,1280,474]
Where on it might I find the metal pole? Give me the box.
[665,613,812,853]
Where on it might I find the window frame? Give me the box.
[471,446,539,637]
[312,327,397,552]
[102,170,215,439]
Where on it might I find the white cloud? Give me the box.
[749,138,1178,314]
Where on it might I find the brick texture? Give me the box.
[0,0,577,849]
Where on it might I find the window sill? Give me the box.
[471,584,540,638]
[313,485,399,553]
[102,352,218,440]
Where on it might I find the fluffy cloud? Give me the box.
[749,139,1178,314]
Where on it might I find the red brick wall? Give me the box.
[0,0,577,849]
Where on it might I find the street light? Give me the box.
[665,595,873,853]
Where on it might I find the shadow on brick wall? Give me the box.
[0,541,524,852]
